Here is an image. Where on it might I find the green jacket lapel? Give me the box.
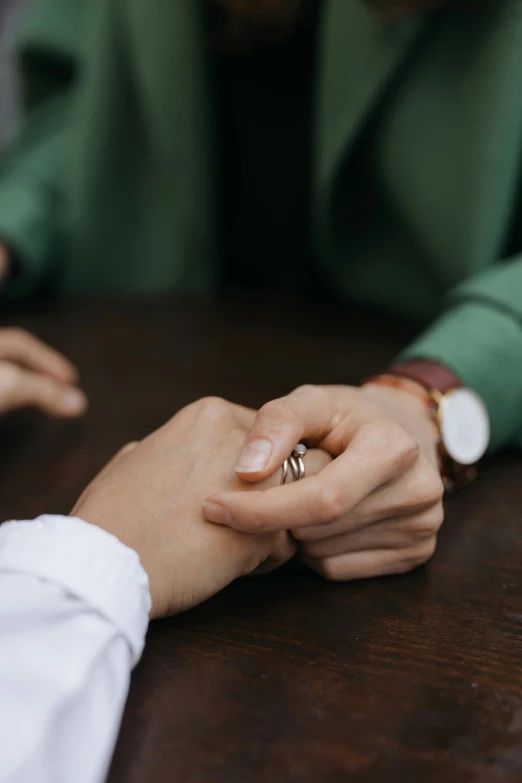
[124,0,211,164]
[315,0,424,243]
[121,0,216,289]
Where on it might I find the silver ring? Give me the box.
[281,443,307,485]
[280,459,289,486]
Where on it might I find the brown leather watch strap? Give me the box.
[387,359,462,394]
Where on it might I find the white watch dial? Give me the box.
[439,388,490,465]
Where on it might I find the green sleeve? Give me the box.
[0,0,85,298]
[398,256,522,451]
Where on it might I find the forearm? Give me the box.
[0,515,150,783]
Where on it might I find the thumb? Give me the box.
[230,447,332,577]
[204,447,332,528]
[234,386,335,482]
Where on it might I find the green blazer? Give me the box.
[1,0,522,450]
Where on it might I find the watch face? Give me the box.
[439,388,490,465]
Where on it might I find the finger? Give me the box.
[204,446,332,525]
[0,363,88,418]
[203,449,332,533]
[234,385,340,481]
[347,461,444,523]
[249,531,298,576]
[300,508,443,558]
[156,397,256,444]
[292,460,444,542]
[260,447,332,490]
[302,539,437,582]
[0,328,79,384]
[204,421,408,533]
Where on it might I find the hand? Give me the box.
[72,397,330,618]
[0,328,87,417]
[203,384,444,581]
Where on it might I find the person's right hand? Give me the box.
[72,397,331,619]
[0,328,87,417]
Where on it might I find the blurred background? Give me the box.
[0,0,27,149]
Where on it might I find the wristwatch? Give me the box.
[366,360,490,490]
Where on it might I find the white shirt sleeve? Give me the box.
[0,515,151,783]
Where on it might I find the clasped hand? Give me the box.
[204,384,444,582]
[74,384,444,621]
[73,397,329,618]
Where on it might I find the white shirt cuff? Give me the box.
[0,515,151,664]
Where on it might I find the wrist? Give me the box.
[364,374,432,411]
[365,359,462,476]
[361,380,439,452]
[365,367,490,490]
[387,359,462,394]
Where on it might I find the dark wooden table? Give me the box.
[1,296,522,783]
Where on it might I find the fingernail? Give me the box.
[235,439,272,473]
[203,502,231,526]
[62,388,88,414]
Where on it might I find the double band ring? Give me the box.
[281,444,307,485]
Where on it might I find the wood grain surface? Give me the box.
[1,296,521,783]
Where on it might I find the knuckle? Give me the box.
[120,441,139,456]
[316,557,347,582]
[397,539,437,572]
[393,428,421,468]
[1,327,33,352]
[422,536,438,561]
[357,418,385,445]
[409,538,437,567]
[0,363,21,394]
[423,536,438,561]
[197,396,231,420]
[293,383,318,396]
[411,464,445,508]
[410,505,445,539]
[428,472,445,504]
[359,420,419,469]
[293,384,329,405]
[3,326,28,342]
[314,481,345,522]
[259,397,299,428]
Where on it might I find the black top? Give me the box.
[208,1,327,298]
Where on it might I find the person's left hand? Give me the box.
[0,328,87,418]
[203,384,444,581]
[72,396,331,618]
